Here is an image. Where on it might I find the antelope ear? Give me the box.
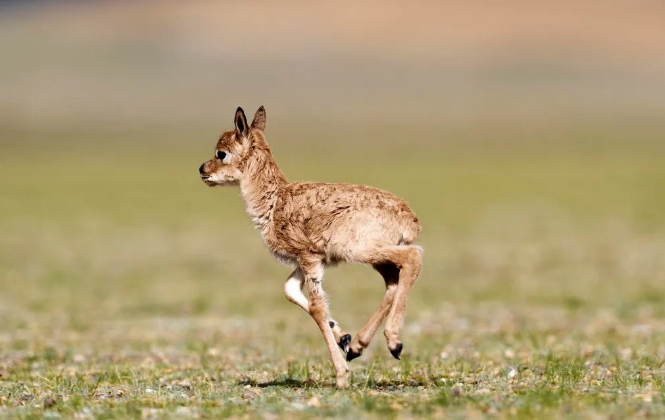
[234,107,248,138]
[251,106,266,131]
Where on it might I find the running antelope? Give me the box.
[198,106,423,388]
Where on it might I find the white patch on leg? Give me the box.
[285,275,309,313]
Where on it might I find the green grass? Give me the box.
[1,122,665,418]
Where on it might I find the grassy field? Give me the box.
[1,119,664,419]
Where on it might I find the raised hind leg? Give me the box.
[383,246,422,359]
[346,244,423,360]
[346,263,399,361]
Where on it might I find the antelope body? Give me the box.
[199,107,423,388]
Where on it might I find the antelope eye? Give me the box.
[216,151,227,161]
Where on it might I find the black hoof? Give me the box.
[338,334,352,353]
[390,343,403,360]
[346,349,362,362]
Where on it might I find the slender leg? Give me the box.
[298,256,350,389]
[383,246,423,359]
[284,267,351,353]
[347,244,423,360]
[346,263,399,361]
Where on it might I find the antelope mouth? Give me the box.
[200,175,216,187]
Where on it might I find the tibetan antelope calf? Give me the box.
[198,106,423,388]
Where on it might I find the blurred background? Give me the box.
[1,0,664,342]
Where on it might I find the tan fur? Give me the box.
[199,106,423,389]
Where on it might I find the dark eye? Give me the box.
[216,151,227,161]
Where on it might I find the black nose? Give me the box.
[199,163,205,174]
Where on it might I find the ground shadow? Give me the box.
[238,377,433,389]
[237,378,316,389]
